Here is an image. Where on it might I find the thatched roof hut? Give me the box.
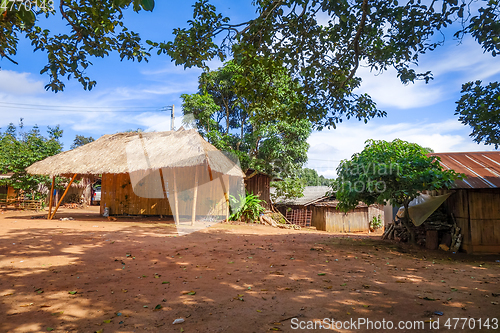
[27,129,245,221]
[27,129,244,178]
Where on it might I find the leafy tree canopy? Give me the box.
[2,0,498,135]
[455,80,500,148]
[300,168,333,186]
[0,122,64,199]
[182,60,311,176]
[335,139,461,210]
[71,134,95,149]
[335,139,462,241]
[181,60,312,199]
[0,0,500,134]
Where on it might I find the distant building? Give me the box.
[430,151,500,254]
[272,186,383,231]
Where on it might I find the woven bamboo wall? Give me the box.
[100,164,235,217]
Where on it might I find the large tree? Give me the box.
[335,139,462,243]
[71,135,95,149]
[181,60,312,198]
[455,80,500,148]
[0,122,64,200]
[300,168,332,186]
[2,1,498,140]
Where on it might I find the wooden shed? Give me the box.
[431,152,500,253]
[273,186,331,227]
[26,129,245,222]
[311,200,384,233]
[244,169,271,208]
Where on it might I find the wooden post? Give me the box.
[218,175,229,222]
[191,167,198,226]
[47,176,55,220]
[173,168,180,225]
[50,174,77,220]
[426,230,439,250]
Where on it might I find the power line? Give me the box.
[0,101,163,113]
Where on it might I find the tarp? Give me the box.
[396,193,451,226]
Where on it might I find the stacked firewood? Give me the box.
[382,208,463,251]
[259,211,301,230]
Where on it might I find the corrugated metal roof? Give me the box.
[313,200,368,208]
[430,151,500,189]
[271,186,331,206]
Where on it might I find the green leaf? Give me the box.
[68,291,77,295]
[140,0,155,11]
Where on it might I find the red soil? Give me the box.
[0,207,499,332]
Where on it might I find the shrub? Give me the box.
[229,193,265,222]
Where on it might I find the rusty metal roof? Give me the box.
[430,151,500,189]
[271,186,331,206]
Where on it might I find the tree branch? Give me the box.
[339,0,369,89]
[0,47,18,65]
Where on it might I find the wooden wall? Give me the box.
[445,189,500,253]
[312,206,370,233]
[101,165,233,218]
[245,173,271,208]
[0,186,16,198]
[7,186,16,198]
[311,206,326,230]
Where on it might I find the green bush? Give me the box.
[229,193,265,223]
[370,215,383,229]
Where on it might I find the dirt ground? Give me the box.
[0,207,499,333]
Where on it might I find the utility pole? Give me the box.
[164,105,175,131]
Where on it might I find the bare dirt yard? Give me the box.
[0,207,499,333]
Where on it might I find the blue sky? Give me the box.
[0,1,498,178]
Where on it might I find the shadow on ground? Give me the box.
[0,211,499,332]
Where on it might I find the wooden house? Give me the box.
[244,169,271,208]
[273,186,384,231]
[273,186,330,227]
[27,129,245,222]
[0,174,16,200]
[431,151,500,254]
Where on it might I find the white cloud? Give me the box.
[358,68,445,109]
[0,70,44,95]
[356,36,500,110]
[307,118,496,178]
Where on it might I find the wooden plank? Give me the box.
[50,174,77,220]
[173,168,179,225]
[426,230,439,250]
[47,176,55,219]
[469,245,500,253]
[191,167,198,225]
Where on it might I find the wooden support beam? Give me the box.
[47,176,55,220]
[173,168,180,225]
[50,174,77,220]
[218,175,229,222]
[191,167,198,226]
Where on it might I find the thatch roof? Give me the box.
[26,129,245,178]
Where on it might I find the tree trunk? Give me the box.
[402,201,416,244]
